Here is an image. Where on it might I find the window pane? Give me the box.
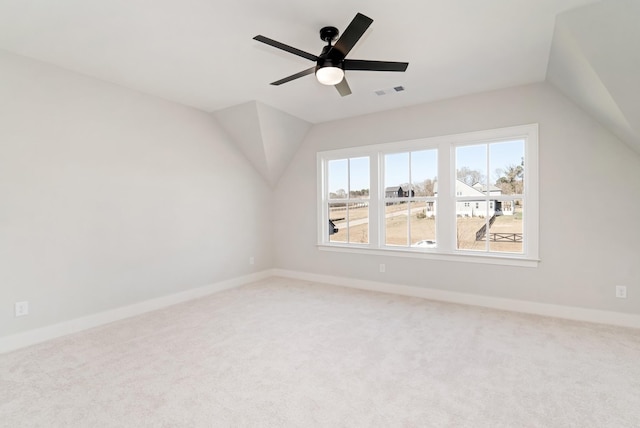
[385,202,409,246]
[328,202,369,244]
[385,152,409,199]
[456,214,487,251]
[456,145,487,188]
[328,203,347,242]
[347,202,369,244]
[489,199,523,253]
[490,140,524,195]
[328,159,347,199]
[411,149,437,196]
[349,157,370,199]
[410,201,437,248]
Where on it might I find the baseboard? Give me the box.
[3,268,636,354]
[273,269,640,329]
[0,270,274,354]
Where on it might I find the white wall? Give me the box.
[0,51,273,337]
[274,82,640,314]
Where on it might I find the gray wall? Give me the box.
[273,82,640,314]
[2,50,638,341]
[0,52,273,337]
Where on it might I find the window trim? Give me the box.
[317,124,539,267]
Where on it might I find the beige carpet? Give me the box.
[1,276,639,427]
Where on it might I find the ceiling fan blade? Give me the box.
[343,59,409,72]
[335,77,352,97]
[270,67,316,85]
[253,35,318,62]
[329,13,373,59]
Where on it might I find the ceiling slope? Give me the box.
[547,0,640,154]
[0,0,599,124]
[214,101,311,186]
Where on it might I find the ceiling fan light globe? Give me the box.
[316,67,344,85]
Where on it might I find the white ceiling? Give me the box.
[0,0,601,124]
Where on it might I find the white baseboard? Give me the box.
[273,269,640,329]
[3,268,636,354]
[0,270,274,354]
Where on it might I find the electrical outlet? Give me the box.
[249,257,255,265]
[15,301,29,317]
[616,285,627,299]
[379,263,386,273]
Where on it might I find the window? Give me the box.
[318,124,539,267]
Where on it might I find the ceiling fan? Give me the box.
[253,13,409,96]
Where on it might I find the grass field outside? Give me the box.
[329,203,523,253]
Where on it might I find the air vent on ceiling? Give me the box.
[374,86,405,96]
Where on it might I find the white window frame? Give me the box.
[317,124,539,267]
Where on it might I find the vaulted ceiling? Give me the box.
[547,0,640,154]
[0,0,637,185]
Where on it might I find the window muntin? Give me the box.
[318,124,538,266]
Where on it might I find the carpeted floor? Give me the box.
[1,276,639,427]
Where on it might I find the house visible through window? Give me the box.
[317,124,539,266]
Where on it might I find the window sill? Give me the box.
[317,244,540,268]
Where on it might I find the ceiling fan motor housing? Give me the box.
[316,56,342,70]
[316,44,343,77]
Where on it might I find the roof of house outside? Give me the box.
[385,185,410,193]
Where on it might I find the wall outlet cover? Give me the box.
[616,285,627,299]
[15,301,29,317]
